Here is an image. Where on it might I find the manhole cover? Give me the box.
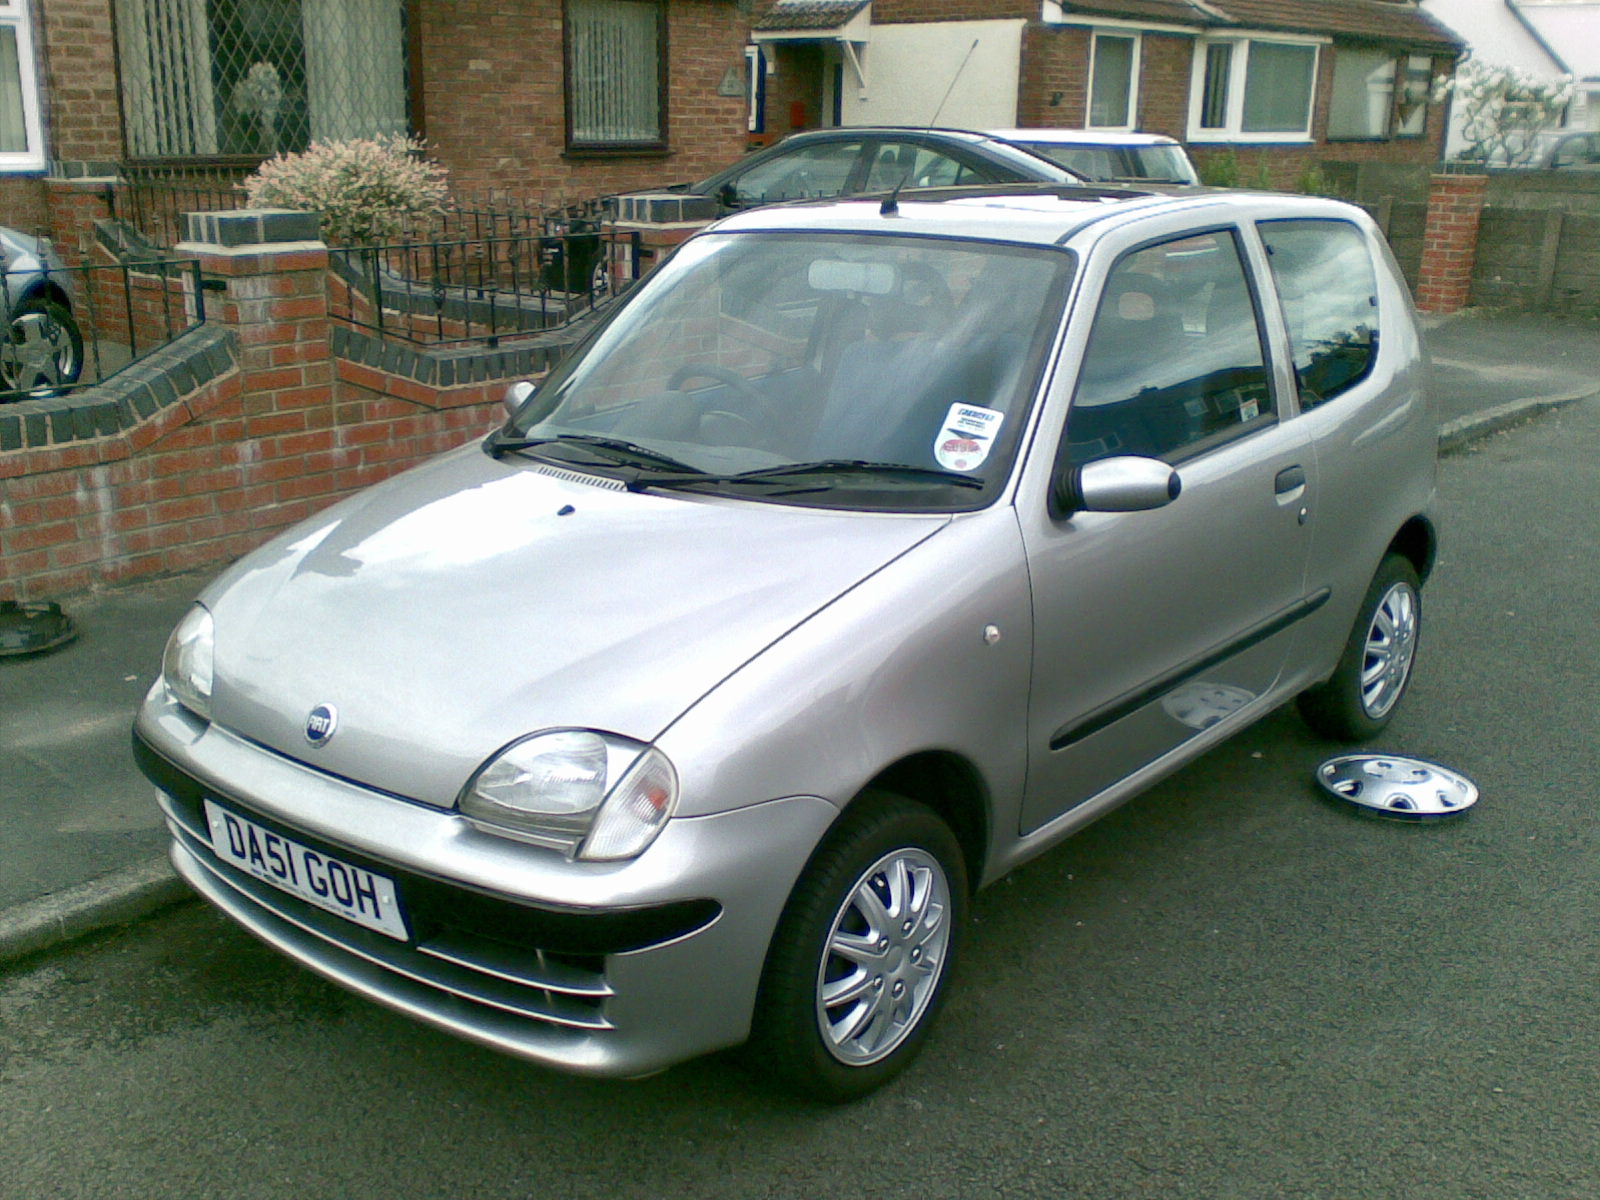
[1316,754,1478,821]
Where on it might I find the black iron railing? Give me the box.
[329,223,639,348]
[1,253,206,403]
[116,163,254,249]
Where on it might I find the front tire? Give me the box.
[749,791,967,1103]
[1298,553,1422,741]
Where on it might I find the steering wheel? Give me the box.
[667,364,776,447]
[667,363,767,406]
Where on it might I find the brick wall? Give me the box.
[0,180,49,237]
[0,214,524,602]
[1016,25,1089,128]
[416,0,752,201]
[37,0,122,162]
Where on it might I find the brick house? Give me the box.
[0,0,756,246]
[750,0,1465,186]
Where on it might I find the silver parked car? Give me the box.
[0,225,83,398]
[988,128,1201,184]
[136,184,1436,1101]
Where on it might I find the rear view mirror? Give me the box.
[1053,455,1181,518]
[808,260,898,295]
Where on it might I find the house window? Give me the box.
[1190,36,1319,142]
[114,0,409,160]
[1396,55,1432,137]
[1088,33,1138,130]
[0,0,45,172]
[566,0,666,151]
[1328,48,1431,140]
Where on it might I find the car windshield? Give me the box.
[1018,142,1196,184]
[501,232,1074,510]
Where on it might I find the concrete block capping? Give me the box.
[0,326,237,453]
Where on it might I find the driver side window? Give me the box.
[1065,230,1273,465]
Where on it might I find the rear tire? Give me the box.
[748,791,967,1103]
[1298,553,1421,741]
[1,295,83,398]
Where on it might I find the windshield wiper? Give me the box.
[487,431,707,475]
[640,459,986,491]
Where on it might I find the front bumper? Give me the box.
[134,690,837,1078]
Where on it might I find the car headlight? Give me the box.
[161,604,214,721]
[459,730,679,862]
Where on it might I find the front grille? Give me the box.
[165,798,614,1030]
[137,731,722,1039]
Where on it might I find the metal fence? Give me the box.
[329,222,639,347]
[110,170,636,348]
[1,253,206,403]
[115,163,254,250]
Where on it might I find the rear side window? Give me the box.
[732,141,864,205]
[1066,229,1273,464]
[862,142,989,190]
[1258,219,1379,409]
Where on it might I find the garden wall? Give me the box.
[0,212,574,602]
[1329,162,1600,313]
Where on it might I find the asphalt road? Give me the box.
[2,401,1598,1200]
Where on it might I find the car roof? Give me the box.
[706,185,1364,249]
[988,129,1184,148]
[768,127,1021,146]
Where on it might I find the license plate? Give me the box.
[203,800,409,941]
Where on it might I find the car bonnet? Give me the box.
[200,445,948,809]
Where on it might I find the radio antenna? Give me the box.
[881,37,980,216]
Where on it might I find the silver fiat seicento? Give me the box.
[136,186,1436,1101]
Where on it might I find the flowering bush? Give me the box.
[1434,61,1575,166]
[243,136,450,245]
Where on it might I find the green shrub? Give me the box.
[243,136,450,246]
[1198,149,1239,188]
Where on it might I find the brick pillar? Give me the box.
[1415,172,1488,315]
[175,209,333,416]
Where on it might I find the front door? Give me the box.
[1018,226,1317,833]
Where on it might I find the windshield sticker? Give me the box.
[934,404,1004,472]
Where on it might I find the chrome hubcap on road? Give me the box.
[815,847,951,1066]
[1318,754,1478,820]
[1360,582,1418,719]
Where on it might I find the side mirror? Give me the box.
[503,379,537,418]
[1052,455,1181,518]
[719,182,741,210]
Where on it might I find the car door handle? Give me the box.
[1274,465,1306,495]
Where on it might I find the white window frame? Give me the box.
[0,0,46,172]
[1187,33,1324,144]
[1087,31,1140,132]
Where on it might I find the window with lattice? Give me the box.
[114,0,409,160]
